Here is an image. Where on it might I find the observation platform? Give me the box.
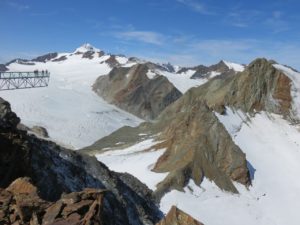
[0,71,50,90]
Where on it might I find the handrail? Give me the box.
[0,71,50,79]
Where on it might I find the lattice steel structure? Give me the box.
[0,71,50,91]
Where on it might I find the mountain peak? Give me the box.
[74,43,101,53]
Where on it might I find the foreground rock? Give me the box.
[93,64,182,120]
[156,206,204,225]
[0,97,162,225]
[0,177,106,225]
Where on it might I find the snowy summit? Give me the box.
[74,43,101,53]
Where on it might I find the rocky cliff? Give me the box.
[93,64,182,120]
[0,97,162,225]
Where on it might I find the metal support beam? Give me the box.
[0,71,50,91]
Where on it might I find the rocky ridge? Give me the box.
[82,58,295,198]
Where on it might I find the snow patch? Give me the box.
[74,43,101,53]
[96,139,168,190]
[146,70,157,79]
[223,60,245,72]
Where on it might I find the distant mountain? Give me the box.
[178,60,245,79]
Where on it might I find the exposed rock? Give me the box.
[191,58,293,119]
[0,98,20,131]
[52,56,67,62]
[32,53,58,63]
[0,97,163,225]
[30,126,49,138]
[104,55,120,67]
[6,177,38,195]
[156,206,204,225]
[82,51,95,59]
[152,101,250,198]
[82,50,104,59]
[17,124,49,138]
[0,178,106,225]
[93,64,182,120]
[6,59,35,66]
[0,64,8,72]
[177,60,238,80]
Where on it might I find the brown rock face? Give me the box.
[156,206,204,225]
[0,178,105,225]
[153,101,249,198]
[93,63,182,120]
[104,55,120,67]
[195,58,293,118]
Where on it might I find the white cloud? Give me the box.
[264,11,290,33]
[7,1,30,11]
[115,31,165,45]
[176,0,215,15]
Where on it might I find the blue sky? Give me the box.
[0,0,300,68]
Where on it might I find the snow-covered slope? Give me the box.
[95,108,300,225]
[159,109,300,225]
[157,69,205,93]
[0,44,244,149]
[0,45,142,149]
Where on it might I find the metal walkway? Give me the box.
[0,71,50,91]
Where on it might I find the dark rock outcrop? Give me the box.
[103,55,120,67]
[6,59,35,66]
[32,53,58,62]
[0,98,162,225]
[31,126,49,138]
[52,56,67,62]
[0,64,8,72]
[93,64,182,120]
[156,206,204,225]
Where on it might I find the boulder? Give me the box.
[156,206,204,225]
